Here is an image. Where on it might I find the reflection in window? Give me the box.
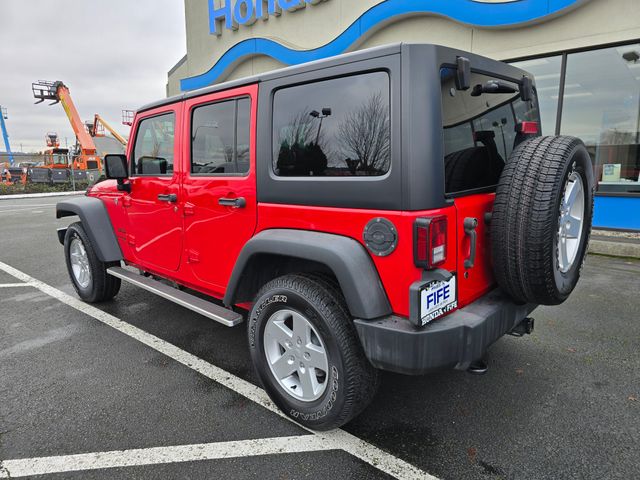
[272,72,390,177]
[191,98,250,175]
[132,113,175,175]
[561,44,640,194]
[441,68,539,194]
[511,56,562,135]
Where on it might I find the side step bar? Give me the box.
[107,267,243,327]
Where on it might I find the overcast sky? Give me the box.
[0,0,186,153]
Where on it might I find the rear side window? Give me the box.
[132,113,175,176]
[272,71,390,177]
[191,97,251,175]
[441,68,539,194]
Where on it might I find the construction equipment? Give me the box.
[89,114,127,146]
[46,131,60,148]
[32,81,102,171]
[0,106,15,165]
[122,109,134,127]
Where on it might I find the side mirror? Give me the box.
[104,154,130,192]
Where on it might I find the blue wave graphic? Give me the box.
[181,0,585,91]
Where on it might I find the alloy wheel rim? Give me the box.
[69,237,92,289]
[264,308,329,402]
[557,171,585,273]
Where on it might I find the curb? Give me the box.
[0,191,85,200]
[588,239,640,260]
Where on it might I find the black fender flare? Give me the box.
[56,196,123,263]
[224,229,392,320]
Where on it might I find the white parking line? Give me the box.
[0,260,437,480]
[0,203,57,209]
[0,283,32,288]
[0,207,55,215]
[0,435,330,478]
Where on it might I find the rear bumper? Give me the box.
[353,288,536,375]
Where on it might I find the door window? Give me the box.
[132,113,175,176]
[191,97,251,175]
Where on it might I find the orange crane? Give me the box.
[32,81,102,171]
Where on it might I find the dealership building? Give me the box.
[167,0,640,231]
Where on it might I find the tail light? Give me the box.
[516,121,539,135]
[414,216,447,269]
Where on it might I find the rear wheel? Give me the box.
[248,274,378,431]
[491,136,594,305]
[64,222,121,303]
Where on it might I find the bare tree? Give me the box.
[276,108,328,175]
[337,92,390,174]
[278,109,315,150]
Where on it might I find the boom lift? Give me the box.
[32,81,102,171]
[1,106,15,165]
[122,109,134,127]
[42,132,70,169]
[88,114,128,146]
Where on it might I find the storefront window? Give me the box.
[511,56,562,135]
[560,44,640,194]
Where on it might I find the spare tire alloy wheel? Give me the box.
[248,274,378,431]
[491,136,594,305]
[557,171,585,273]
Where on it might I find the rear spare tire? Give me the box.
[491,136,594,305]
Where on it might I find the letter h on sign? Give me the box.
[210,0,281,35]
[210,0,327,36]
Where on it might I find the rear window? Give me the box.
[441,67,539,194]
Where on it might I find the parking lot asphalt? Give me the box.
[0,195,638,479]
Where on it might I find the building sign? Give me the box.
[190,0,589,91]
[209,0,329,36]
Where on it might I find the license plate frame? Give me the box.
[418,274,457,326]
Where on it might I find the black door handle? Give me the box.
[157,193,177,203]
[463,217,478,269]
[218,197,246,208]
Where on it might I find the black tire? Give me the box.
[64,222,121,303]
[491,136,594,305]
[445,146,504,192]
[248,273,378,431]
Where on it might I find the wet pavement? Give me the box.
[0,195,638,479]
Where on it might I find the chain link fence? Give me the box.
[1,152,103,195]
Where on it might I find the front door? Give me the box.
[125,106,183,272]
[182,85,258,293]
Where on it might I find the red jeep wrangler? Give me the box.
[56,44,594,430]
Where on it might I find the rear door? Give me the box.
[181,85,258,293]
[440,67,540,305]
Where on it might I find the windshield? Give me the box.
[441,67,539,194]
[53,154,67,165]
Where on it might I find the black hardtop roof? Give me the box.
[138,43,531,113]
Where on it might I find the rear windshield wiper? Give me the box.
[471,80,517,97]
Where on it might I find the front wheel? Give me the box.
[64,222,121,303]
[248,274,378,431]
